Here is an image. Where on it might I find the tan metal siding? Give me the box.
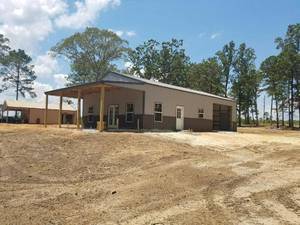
[29,108,76,124]
[82,87,144,116]
[105,83,236,123]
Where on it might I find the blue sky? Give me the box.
[100,0,299,64]
[0,0,299,116]
[41,0,300,65]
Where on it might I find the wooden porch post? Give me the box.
[77,90,81,129]
[58,95,63,128]
[44,94,48,127]
[99,86,105,131]
[6,110,9,123]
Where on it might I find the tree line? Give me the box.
[1,25,299,128]
[127,26,300,128]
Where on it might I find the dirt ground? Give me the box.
[0,124,299,225]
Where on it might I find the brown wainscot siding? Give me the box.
[83,114,230,132]
[142,115,214,131]
[184,117,213,132]
[82,114,144,129]
[118,114,143,129]
[142,115,176,130]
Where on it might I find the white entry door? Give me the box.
[176,106,184,130]
[108,105,119,129]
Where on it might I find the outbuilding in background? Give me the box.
[1,100,76,125]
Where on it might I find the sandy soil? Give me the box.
[0,124,299,225]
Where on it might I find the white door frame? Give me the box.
[107,104,119,129]
[176,106,184,130]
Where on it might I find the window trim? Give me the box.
[198,108,204,118]
[154,102,163,123]
[125,102,134,123]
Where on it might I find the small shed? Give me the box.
[1,100,76,124]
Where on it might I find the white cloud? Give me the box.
[210,32,221,39]
[53,73,68,88]
[32,81,53,103]
[126,31,136,37]
[109,29,136,38]
[0,0,123,105]
[0,0,67,52]
[0,80,53,104]
[197,32,222,40]
[0,51,67,103]
[34,52,59,78]
[32,81,62,105]
[55,0,121,29]
[113,30,124,37]
[0,0,122,52]
[0,88,16,103]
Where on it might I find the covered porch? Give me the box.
[45,82,144,131]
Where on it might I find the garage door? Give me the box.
[213,104,232,131]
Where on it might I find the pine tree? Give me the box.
[1,49,36,100]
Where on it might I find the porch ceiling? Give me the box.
[45,82,112,98]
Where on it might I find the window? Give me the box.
[125,103,134,122]
[154,103,162,122]
[176,108,182,119]
[198,108,204,118]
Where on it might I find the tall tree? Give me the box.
[1,49,36,100]
[128,39,190,86]
[216,41,236,97]
[249,70,263,126]
[231,43,257,126]
[275,23,300,128]
[187,57,224,95]
[0,34,11,93]
[159,39,190,87]
[51,28,128,85]
[0,34,10,59]
[261,55,288,128]
[128,39,160,80]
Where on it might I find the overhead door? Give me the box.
[213,104,232,131]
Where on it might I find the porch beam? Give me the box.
[99,86,105,131]
[58,95,63,128]
[44,94,48,127]
[76,90,81,129]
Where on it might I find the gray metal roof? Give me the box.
[102,72,143,84]
[45,71,235,102]
[106,72,235,102]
